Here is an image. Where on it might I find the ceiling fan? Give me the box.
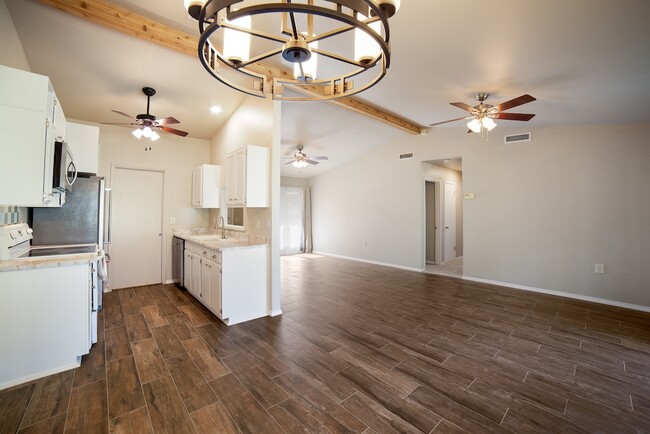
[104,87,189,140]
[430,93,536,133]
[283,145,328,168]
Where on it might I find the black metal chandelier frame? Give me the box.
[194,0,393,101]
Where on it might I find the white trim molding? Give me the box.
[312,251,423,273]
[462,275,650,313]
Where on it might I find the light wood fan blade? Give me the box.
[156,116,180,125]
[494,112,536,121]
[111,110,134,119]
[496,94,536,112]
[450,102,474,112]
[161,126,189,137]
[429,116,468,127]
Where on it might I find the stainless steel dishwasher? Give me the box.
[172,236,184,288]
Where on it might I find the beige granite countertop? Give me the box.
[173,229,268,251]
[0,249,103,272]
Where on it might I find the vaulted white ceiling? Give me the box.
[6,0,650,178]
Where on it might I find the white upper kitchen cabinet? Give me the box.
[0,65,62,207]
[225,145,269,207]
[192,164,220,208]
[65,122,99,174]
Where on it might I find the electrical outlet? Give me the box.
[594,263,605,274]
[170,217,176,225]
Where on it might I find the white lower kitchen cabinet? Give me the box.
[0,263,93,390]
[183,240,268,325]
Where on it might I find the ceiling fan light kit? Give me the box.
[284,145,328,168]
[430,92,536,134]
[186,0,399,101]
[104,86,189,147]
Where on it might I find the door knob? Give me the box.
[445,226,449,229]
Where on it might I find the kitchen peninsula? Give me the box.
[173,229,269,326]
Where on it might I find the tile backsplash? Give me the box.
[0,206,27,225]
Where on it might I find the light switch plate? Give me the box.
[170,217,176,225]
[594,263,605,274]
[464,192,475,200]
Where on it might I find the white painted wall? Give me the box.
[281,176,310,188]
[98,125,211,284]
[310,124,650,308]
[0,0,29,71]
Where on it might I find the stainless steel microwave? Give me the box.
[53,141,77,192]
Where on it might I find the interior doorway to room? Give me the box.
[423,158,463,278]
[109,166,164,289]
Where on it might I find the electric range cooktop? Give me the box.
[20,245,97,258]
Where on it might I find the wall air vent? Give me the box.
[504,132,532,143]
[398,152,414,160]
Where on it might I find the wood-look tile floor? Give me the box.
[2,254,650,433]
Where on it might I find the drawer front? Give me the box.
[207,250,221,264]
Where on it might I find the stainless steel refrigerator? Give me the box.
[31,175,108,306]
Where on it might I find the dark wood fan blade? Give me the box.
[467,129,474,134]
[305,159,318,165]
[310,156,328,161]
[161,126,189,137]
[494,112,536,121]
[496,94,536,112]
[156,116,180,125]
[111,110,134,119]
[429,116,468,127]
[450,102,474,112]
[284,159,297,165]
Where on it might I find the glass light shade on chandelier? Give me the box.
[293,160,308,168]
[467,117,497,133]
[293,34,318,81]
[223,14,251,64]
[355,16,381,64]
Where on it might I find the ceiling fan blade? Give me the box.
[496,94,536,112]
[310,156,328,161]
[161,126,189,137]
[156,116,180,125]
[429,116,469,127]
[305,159,319,165]
[100,122,134,125]
[284,159,297,165]
[494,112,536,121]
[111,109,134,119]
[450,102,474,112]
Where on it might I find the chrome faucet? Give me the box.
[216,215,226,239]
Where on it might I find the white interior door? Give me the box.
[443,182,456,262]
[110,167,163,289]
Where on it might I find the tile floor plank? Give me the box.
[64,379,108,434]
[132,339,169,384]
[0,382,37,434]
[20,370,74,428]
[142,376,196,434]
[106,356,146,419]
[108,407,153,434]
[190,401,239,434]
[165,353,218,413]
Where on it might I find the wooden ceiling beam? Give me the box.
[37,0,425,135]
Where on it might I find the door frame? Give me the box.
[443,181,456,263]
[108,163,166,287]
[423,177,443,268]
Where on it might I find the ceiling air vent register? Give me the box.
[504,132,532,144]
[398,152,414,160]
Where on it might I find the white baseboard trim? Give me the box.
[312,251,423,273]
[269,309,283,317]
[462,275,650,313]
[164,279,175,284]
[0,361,81,391]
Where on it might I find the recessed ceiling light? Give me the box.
[210,105,222,114]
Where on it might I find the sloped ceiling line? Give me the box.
[37,0,424,135]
